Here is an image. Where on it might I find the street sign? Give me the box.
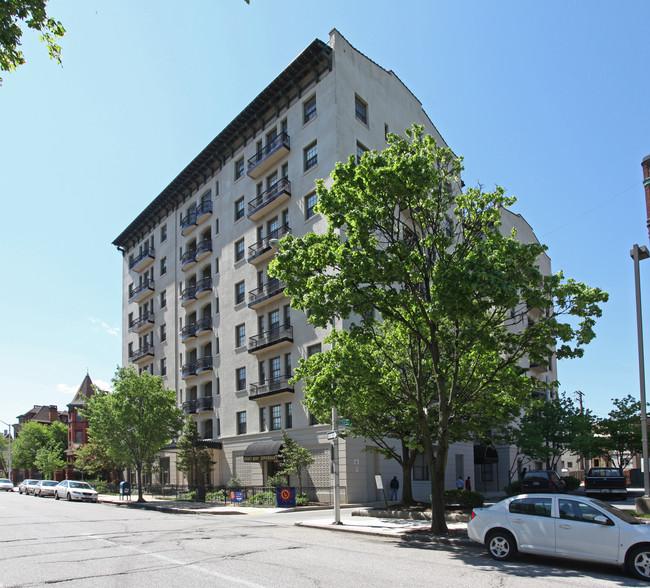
[327,431,338,441]
[338,418,350,426]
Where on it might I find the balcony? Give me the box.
[247,132,290,179]
[529,361,549,374]
[247,177,291,221]
[248,278,286,309]
[129,246,155,273]
[248,324,293,354]
[181,248,197,271]
[195,276,213,298]
[130,344,154,364]
[129,311,154,333]
[249,374,294,400]
[181,361,197,379]
[128,278,155,302]
[196,200,213,225]
[195,238,212,262]
[196,396,214,412]
[181,323,197,343]
[195,356,213,374]
[196,316,213,336]
[181,201,213,236]
[248,223,291,265]
[180,285,197,306]
[182,399,197,414]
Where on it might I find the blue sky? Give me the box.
[1,0,649,431]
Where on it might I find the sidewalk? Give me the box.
[97,493,472,542]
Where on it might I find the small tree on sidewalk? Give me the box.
[176,419,214,502]
[278,430,314,493]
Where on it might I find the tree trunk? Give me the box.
[399,442,417,505]
[136,463,144,502]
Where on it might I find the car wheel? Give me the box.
[628,545,650,581]
[54,492,59,500]
[486,530,517,561]
[66,493,72,502]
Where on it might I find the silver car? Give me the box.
[34,480,60,497]
[54,480,98,502]
[0,478,14,492]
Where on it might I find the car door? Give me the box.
[555,498,620,564]
[57,480,67,498]
[507,496,556,554]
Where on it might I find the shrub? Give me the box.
[226,477,243,489]
[266,474,289,488]
[503,481,522,496]
[444,489,484,508]
[249,491,275,505]
[178,490,196,501]
[206,490,227,502]
[563,475,581,492]
[296,492,309,506]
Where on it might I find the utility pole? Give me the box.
[574,390,584,413]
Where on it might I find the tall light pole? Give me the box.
[0,419,12,482]
[631,244,650,502]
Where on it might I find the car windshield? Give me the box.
[0,479,11,483]
[43,481,58,487]
[27,480,39,485]
[69,482,92,490]
[591,499,644,525]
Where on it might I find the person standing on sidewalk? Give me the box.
[465,476,472,491]
[389,476,399,501]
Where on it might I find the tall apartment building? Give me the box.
[113,30,555,500]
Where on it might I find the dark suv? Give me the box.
[521,470,567,493]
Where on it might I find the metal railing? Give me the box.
[247,132,290,171]
[249,374,294,399]
[248,178,291,215]
[248,223,291,258]
[248,279,286,306]
[129,246,155,270]
[248,324,293,351]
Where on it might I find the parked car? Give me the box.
[521,470,567,493]
[18,479,40,495]
[584,467,628,500]
[34,480,60,498]
[54,480,98,502]
[0,478,14,492]
[468,493,650,581]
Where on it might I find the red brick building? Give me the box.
[65,374,97,476]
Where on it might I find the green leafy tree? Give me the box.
[269,126,607,533]
[34,444,65,479]
[72,441,124,481]
[83,366,184,502]
[0,434,9,475]
[599,394,643,470]
[176,419,214,502]
[0,1,65,82]
[12,420,66,471]
[278,430,314,493]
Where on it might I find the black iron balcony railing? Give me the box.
[196,199,213,218]
[129,344,154,362]
[249,374,294,399]
[181,323,197,340]
[129,246,155,270]
[247,132,290,172]
[180,210,197,232]
[195,277,212,297]
[195,316,213,334]
[182,399,197,414]
[248,223,291,260]
[196,396,214,411]
[128,278,155,300]
[248,278,286,307]
[247,177,291,217]
[195,356,213,372]
[181,285,197,304]
[195,239,212,257]
[181,361,197,378]
[248,324,293,352]
[181,249,196,266]
[129,311,154,331]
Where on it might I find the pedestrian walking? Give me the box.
[389,476,399,501]
[465,476,471,491]
[456,476,464,490]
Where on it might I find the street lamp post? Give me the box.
[631,244,650,505]
[0,419,12,483]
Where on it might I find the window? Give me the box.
[307,343,322,357]
[159,457,170,484]
[309,413,319,426]
[214,257,219,274]
[160,324,166,342]
[558,499,607,523]
[235,238,245,262]
[235,158,244,180]
[160,358,167,376]
[509,497,552,518]
[235,324,246,348]
[305,192,318,219]
[75,431,83,444]
[235,197,245,221]
[160,224,167,242]
[384,123,389,141]
[260,407,267,432]
[235,281,245,305]
[215,218,219,234]
[270,405,282,430]
[160,257,167,275]
[270,357,281,380]
[236,367,246,391]
[304,141,317,171]
[356,141,368,164]
[160,290,166,308]
[413,453,430,481]
[303,95,316,123]
[285,402,292,428]
[237,411,247,435]
[355,94,368,124]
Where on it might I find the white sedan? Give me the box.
[0,478,14,491]
[54,480,98,502]
[468,493,650,582]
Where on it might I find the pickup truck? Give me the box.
[584,467,627,499]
